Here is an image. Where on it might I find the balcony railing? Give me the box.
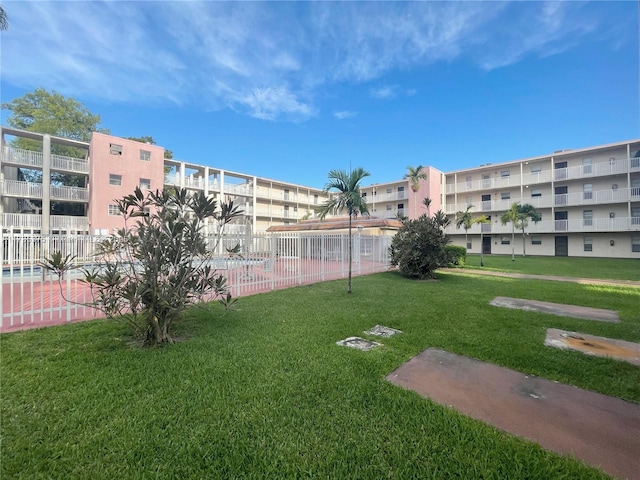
[1,213,89,231]
[2,146,88,174]
[370,191,408,202]
[444,216,640,235]
[1,180,88,202]
[446,157,637,194]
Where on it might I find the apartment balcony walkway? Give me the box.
[1,146,89,174]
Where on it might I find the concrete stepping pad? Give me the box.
[545,328,640,366]
[336,337,381,351]
[364,325,402,337]
[490,296,620,323]
[386,348,640,480]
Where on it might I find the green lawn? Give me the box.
[463,254,640,281]
[2,272,639,479]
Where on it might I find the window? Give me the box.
[386,188,392,194]
[466,241,472,249]
[284,189,289,201]
[386,205,392,211]
[139,178,151,190]
[583,237,593,252]
[109,174,122,186]
[110,144,122,155]
[465,176,472,189]
[140,149,151,161]
[397,203,404,211]
[632,207,640,225]
[465,196,472,205]
[531,190,542,198]
[500,170,510,177]
[531,236,542,245]
[397,186,405,199]
[501,192,510,200]
[582,158,592,174]
[501,237,510,245]
[633,235,640,253]
[108,205,120,216]
[583,210,593,226]
[314,194,318,205]
[612,184,618,191]
[531,165,542,174]
[362,192,367,197]
[583,183,593,200]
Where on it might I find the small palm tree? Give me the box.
[318,167,370,294]
[405,165,427,217]
[455,205,474,249]
[473,215,490,266]
[422,197,432,216]
[501,202,541,259]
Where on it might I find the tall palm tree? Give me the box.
[501,202,541,259]
[0,5,8,31]
[516,203,541,258]
[473,215,490,266]
[500,202,520,261]
[455,205,474,249]
[405,165,427,217]
[318,167,370,294]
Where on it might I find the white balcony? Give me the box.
[370,191,408,203]
[446,157,637,194]
[1,213,89,231]
[1,180,88,202]
[445,216,640,235]
[2,146,88,174]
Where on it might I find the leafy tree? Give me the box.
[389,214,450,280]
[500,202,541,259]
[42,187,243,346]
[433,209,451,229]
[318,167,370,294]
[474,214,490,266]
[404,165,427,215]
[0,5,8,30]
[127,136,173,159]
[455,205,475,249]
[2,88,108,214]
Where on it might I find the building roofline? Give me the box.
[1,126,90,149]
[445,139,640,175]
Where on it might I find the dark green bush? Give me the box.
[444,245,466,267]
[389,214,450,279]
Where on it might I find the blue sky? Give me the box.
[1,1,638,188]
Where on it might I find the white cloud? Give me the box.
[334,111,357,120]
[0,1,612,121]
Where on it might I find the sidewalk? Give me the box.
[440,268,640,288]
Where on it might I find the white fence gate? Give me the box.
[1,232,392,332]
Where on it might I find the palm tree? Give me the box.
[473,215,490,266]
[455,205,474,250]
[501,202,541,259]
[0,5,8,31]
[405,165,427,217]
[422,197,432,216]
[500,202,520,261]
[516,203,541,258]
[318,167,370,294]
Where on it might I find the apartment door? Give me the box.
[555,211,568,231]
[555,186,568,205]
[555,236,568,257]
[555,161,567,180]
[482,236,491,254]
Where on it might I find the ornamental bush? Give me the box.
[444,245,466,267]
[389,214,450,279]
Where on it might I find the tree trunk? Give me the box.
[511,223,515,261]
[521,227,527,257]
[347,214,352,294]
[480,232,484,267]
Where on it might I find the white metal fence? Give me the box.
[1,232,392,332]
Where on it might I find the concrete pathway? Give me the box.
[440,268,640,288]
[387,348,640,480]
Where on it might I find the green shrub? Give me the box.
[445,245,466,267]
[389,214,450,279]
